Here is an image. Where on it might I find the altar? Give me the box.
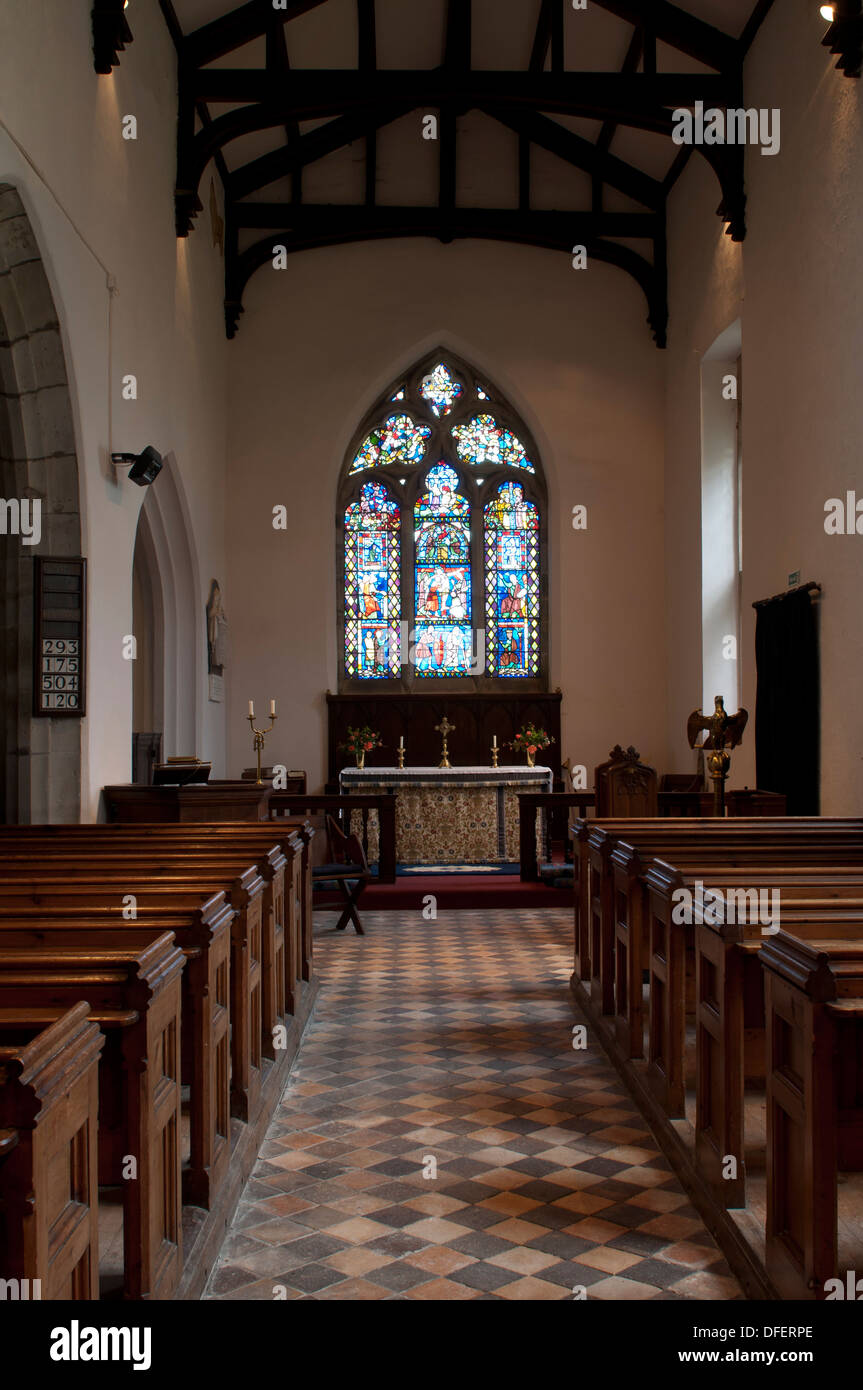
[339,765,552,865]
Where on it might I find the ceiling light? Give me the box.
[820,4,835,19]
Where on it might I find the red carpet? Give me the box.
[360,872,573,909]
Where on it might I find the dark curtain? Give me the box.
[754,589,819,814]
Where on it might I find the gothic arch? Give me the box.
[337,347,548,693]
[0,183,82,822]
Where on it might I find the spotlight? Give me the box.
[111,445,163,486]
[820,4,835,19]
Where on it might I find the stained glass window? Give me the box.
[484,481,540,677]
[451,414,534,473]
[419,362,464,417]
[340,355,545,686]
[344,481,401,678]
[350,414,431,474]
[414,464,472,677]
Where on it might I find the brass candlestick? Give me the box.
[491,740,499,768]
[247,705,278,785]
[435,715,455,769]
[397,744,405,768]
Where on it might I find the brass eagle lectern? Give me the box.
[686,695,748,817]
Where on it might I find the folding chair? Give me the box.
[311,813,372,934]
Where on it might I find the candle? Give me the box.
[248,700,255,718]
[399,736,404,749]
[492,734,497,748]
[269,699,276,717]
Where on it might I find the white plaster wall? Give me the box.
[739,1,863,812]
[0,0,229,817]
[664,155,744,778]
[664,0,863,810]
[225,237,667,792]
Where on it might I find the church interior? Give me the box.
[2,0,863,1336]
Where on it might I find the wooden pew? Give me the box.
[0,899,233,1212]
[606,833,863,1061]
[761,929,863,1299]
[695,905,863,1208]
[0,821,312,1016]
[641,862,863,1117]
[570,817,863,1032]
[0,1003,103,1300]
[0,932,185,1300]
[0,853,271,1125]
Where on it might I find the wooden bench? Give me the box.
[0,823,321,1301]
[0,932,185,1300]
[0,821,313,1015]
[0,1003,103,1300]
[641,861,863,1117]
[761,930,863,1299]
[606,832,863,1061]
[7,821,310,1010]
[570,816,863,1024]
[693,905,863,1209]
[0,850,276,1125]
[0,898,233,1212]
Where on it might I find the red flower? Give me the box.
[364,740,373,750]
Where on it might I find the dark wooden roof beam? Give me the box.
[482,105,664,209]
[226,216,667,345]
[231,202,661,238]
[183,0,329,69]
[589,0,738,71]
[530,0,555,72]
[192,68,731,119]
[445,0,470,70]
[227,107,411,199]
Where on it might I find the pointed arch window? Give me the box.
[338,352,547,690]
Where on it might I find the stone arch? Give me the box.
[0,183,82,822]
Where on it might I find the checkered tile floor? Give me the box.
[205,909,742,1301]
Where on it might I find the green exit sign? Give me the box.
[788,570,800,587]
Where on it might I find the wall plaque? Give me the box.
[34,557,86,716]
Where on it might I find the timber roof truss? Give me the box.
[93,0,807,346]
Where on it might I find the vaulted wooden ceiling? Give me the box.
[92,0,860,346]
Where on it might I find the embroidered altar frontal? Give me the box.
[339,765,552,864]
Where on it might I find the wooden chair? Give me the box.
[312,815,371,934]
[595,745,658,817]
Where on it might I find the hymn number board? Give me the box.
[34,557,86,716]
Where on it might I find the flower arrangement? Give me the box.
[509,724,553,767]
[340,725,383,768]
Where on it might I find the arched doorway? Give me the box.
[131,504,164,781]
[0,183,82,823]
[132,456,200,766]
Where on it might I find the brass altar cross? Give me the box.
[435,716,455,769]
